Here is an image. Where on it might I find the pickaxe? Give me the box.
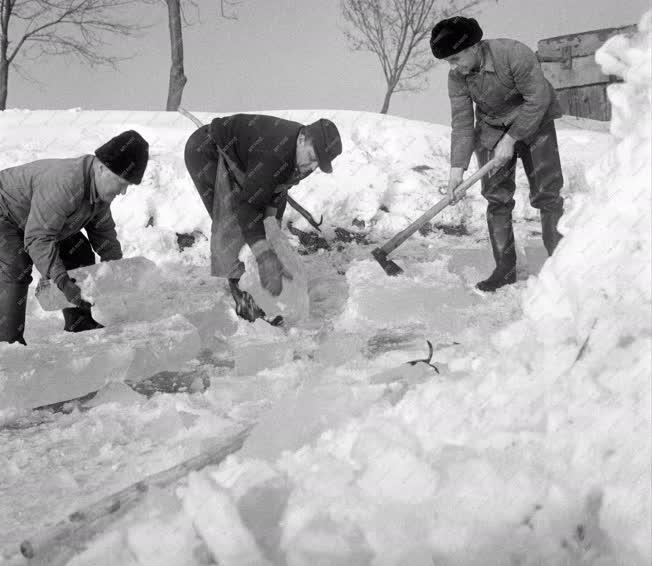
[372,158,498,276]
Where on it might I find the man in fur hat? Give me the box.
[0,130,149,345]
[431,17,564,292]
[185,113,342,324]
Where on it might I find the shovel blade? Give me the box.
[372,248,404,277]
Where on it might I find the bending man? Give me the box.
[0,131,149,344]
[184,113,342,322]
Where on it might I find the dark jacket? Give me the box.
[0,155,122,285]
[448,38,563,169]
[209,113,304,243]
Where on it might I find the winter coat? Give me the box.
[209,113,305,244]
[448,38,563,169]
[0,155,122,286]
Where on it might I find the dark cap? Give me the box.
[304,119,342,173]
[430,17,483,59]
[95,130,149,185]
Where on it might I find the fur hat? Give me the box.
[95,130,149,185]
[430,17,483,59]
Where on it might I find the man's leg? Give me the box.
[0,218,32,344]
[476,147,518,292]
[520,121,565,256]
[58,232,104,332]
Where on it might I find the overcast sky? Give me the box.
[8,0,649,125]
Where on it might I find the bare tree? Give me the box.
[162,0,240,111]
[0,0,144,110]
[341,0,490,114]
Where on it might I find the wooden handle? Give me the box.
[379,159,497,255]
[19,426,252,565]
[178,106,204,128]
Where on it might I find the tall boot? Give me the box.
[541,209,563,256]
[62,307,104,333]
[476,209,518,292]
[0,282,28,345]
[228,278,266,322]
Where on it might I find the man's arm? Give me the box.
[85,205,123,261]
[507,42,552,140]
[24,178,81,286]
[449,72,475,170]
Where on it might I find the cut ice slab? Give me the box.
[239,218,310,324]
[240,383,386,461]
[231,322,295,376]
[337,259,482,330]
[35,256,160,312]
[0,314,200,411]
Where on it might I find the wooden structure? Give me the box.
[537,24,637,121]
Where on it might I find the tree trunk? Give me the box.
[165,0,187,111]
[380,86,393,114]
[0,58,8,111]
[0,21,9,110]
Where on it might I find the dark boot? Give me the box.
[0,282,28,345]
[228,278,266,323]
[476,209,517,293]
[541,209,563,256]
[62,307,104,333]
[228,279,284,326]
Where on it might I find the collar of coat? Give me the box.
[463,41,495,77]
[88,155,100,205]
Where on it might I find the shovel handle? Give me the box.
[378,158,497,256]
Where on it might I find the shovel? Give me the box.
[372,158,498,276]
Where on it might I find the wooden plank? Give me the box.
[537,24,637,58]
[17,426,252,566]
[556,84,611,121]
[541,53,616,89]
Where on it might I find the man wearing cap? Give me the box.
[185,113,342,323]
[0,130,149,344]
[430,17,564,292]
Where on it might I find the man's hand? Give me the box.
[447,167,465,204]
[491,134,516,175]
[57,276,92,311]
[252,242,293,296]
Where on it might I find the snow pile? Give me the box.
[178,15,651,566]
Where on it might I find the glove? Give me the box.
[254,247,293,297]
[57,275,92,311]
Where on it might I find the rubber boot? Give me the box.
[0,282,28,345]
[228,278,266,323]
[62,307,104,333]
[541,209,563,256]
[228,279,284,326]
[476,209,518,293]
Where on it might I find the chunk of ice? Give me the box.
[239,218,310,323]
[35,256,159,311]
[0,315,200,410]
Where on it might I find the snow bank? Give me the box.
[181,14,651,566]
[0,105,611,262]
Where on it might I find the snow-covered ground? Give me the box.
[1,13,650,566]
